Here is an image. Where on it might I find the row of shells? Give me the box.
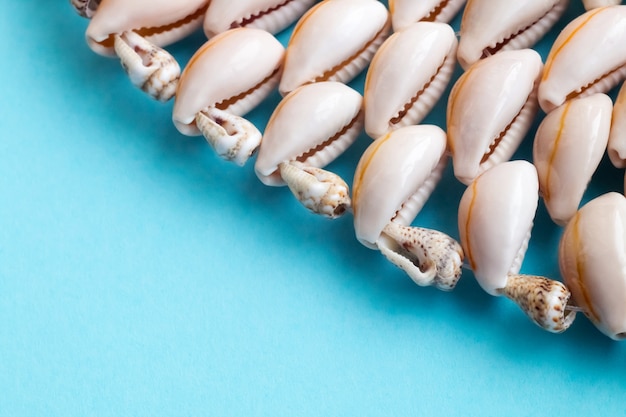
[71,0,626,340]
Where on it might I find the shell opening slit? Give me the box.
[424,0,452,22]
[230,0,296,28]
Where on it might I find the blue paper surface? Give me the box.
[1,2,626,416]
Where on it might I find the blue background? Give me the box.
[2,1,626,416]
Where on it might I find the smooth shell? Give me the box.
[458,161,539,296]
[583,0,621,10]
[279,0,390,96]
[353,125,447,249]
[388,0,466,31]
[364,22,458,139]
[86,0,208,56]
[559,192,626,340]
[173,28,284,136]
[457,0,568,70]
[538,5,626,113]
[608,81,626,168]
[447,49,542,185]
[203,0,315,37]
[533,93,612,225]
[255,82,363,186]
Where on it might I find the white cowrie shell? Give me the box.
[86,0,209,56]
[255,81,363,187]
[582,0,621,10]
[173,28,284,136]
[363,22,457,139]
[538,5,626,113]
[388,0,466,31]
[608,81,626,168]
[70,0,101,18]
[457,0,568,70]
[533,93,612,226]
[447,49,542,185]
[352,125,463,290]
[114,31,181,102]
[458,161,575,332]
[203,0,316,38]
[559,192,626,340]
[278,0,390,96]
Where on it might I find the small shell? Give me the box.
[255,81,363,186]
[172,28,284,136]
[582,0,621,10]
[352,125,448,249]
[388,0,467,31]
[86,0,209,56]
[447,49,542,185]
[533,94,612,225]
[457,0,568,70]
[538,5,626,113]
[203,0,316,38]
[278,0,390,96]
[70,0,101,18]
[363,22,458,139]
[559,192,626,340]
[458,161,538,296]
[608,81,626,168]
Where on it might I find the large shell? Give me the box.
[447,49,542,185]
[538,5,626,113]
[203,0,316,38]
[582,0,621,10]
[457,0,568,70]
[608,81,626,168]
[352,125,447,249]
[363,22,458,139]
[172,28,284,136]
[255,81,363,186]
[85,0,209,56]
[559,192,626,340]
[388,0,467,31]
[458,161,539,296]
[278,0,390,96]
[533,93,612,226]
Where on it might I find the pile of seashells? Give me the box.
[70,0,626,340]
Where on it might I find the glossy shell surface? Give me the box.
[457,0,568,70]
[278,0,390,95]
[86,0,209,56]
[203,0,315,37]
[559,192,626,340]
[255,82,363,186]
[458,161,539,296]
[533,93,612,226]
[447,49,542,185]
[172,28,284,136]
[608,81,626,168]
[388,0,466,31]
[364,21,457,139]
[352,125,447,249]
[538,5,626,113]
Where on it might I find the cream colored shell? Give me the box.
[447,49,542,185]
[352,125,447,249]
[279,0,390,96]
[538,5,626,113]
[203,0,315,38]
[86,0,209,56]
[457,0,568,70]
[559,192,626,340]
[533,94,612,226]
[255,82,363,186]
[458,161,539,296]
[388,0,466,31]
[608,81,626,168]
[364,22,457,139]
[583,0,621,10]
[172,28,284,136]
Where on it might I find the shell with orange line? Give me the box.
[278,0,391,96]
[538,5,626,113]
[388,0,466,32]
[85,0,210,56]
[559,192,626,340]
[172,28,285,136]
